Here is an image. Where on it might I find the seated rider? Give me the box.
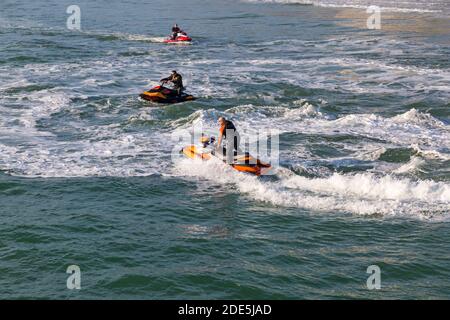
[171,24,182,40]
[200,135,215,148]
[161,70,184,96]
[216,116,240,162]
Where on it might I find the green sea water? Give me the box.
[0,0,449,299]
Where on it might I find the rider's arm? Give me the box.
[217,125,224,147]
[161,75,173,83]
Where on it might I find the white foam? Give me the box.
[392,109,447,128]
[411,144,450,161]
[176,54,450,97]
[0,131,169,178]
[0,79,32,91]
[394,156,426,174]
[170,104,449,219]
[118,34,167,43]
[242,0,446,13]
[0,29,447,217]
[173,157,450,219]
[174,105,449,155]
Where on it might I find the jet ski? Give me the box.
[164,32,192,44]
[140,85,196,104]
[181,136,272,176]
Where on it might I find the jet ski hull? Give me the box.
[164,35,192,44]
[164,40,192,44]
[140,92,196,104]
[181,145,271,176]
[140,86,196,104]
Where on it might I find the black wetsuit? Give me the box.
[220,120,239,156]
[161,73,184,96]
[172,27,181,39]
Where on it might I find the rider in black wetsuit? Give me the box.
[171,24,182,40]
[217,117,240,161]
[161,70,184,96]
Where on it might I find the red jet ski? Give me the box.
[164,32,192,44]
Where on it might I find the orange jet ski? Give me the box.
[181,136,272,176]
[140,85,196,104]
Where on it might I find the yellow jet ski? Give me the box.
[181,136,272,176]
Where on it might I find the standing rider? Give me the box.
[161,70,184,96]
[217,116,240,162]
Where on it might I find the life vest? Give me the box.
[220,120,237,138]
[170,74,183,88]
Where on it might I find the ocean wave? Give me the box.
[173,157,450,219]
[0,132,169,178]
[393,156,426,174]
[1,40,449,103]
[172,105,448,150]
[83,31,167,43]
[242,0,446,14]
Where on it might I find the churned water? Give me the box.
[0,0,449,299]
